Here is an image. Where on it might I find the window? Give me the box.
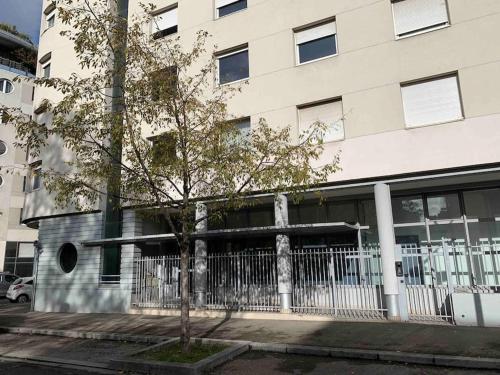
[149,132,177,165]
[298,99,344,142]
[46,12,55,29]
[151,66,178,101]
[427,193,461,220]
[0,175,3,187]
[43,63,51,78]
[392,0,449,38]
[216,0,247,18]
[31,165,42,190]
[101,244,121,284]
[235,118,250,139]
[295,20,337,64]
[0,140,6,155]
[152,5,178,39]
[3,242,34,277]
[0,79,13,94]
[59,243,78,273]
[401,74,462,128]
[392,196,425,223]
[217,47,249,85]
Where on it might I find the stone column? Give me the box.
[374,183,400,320]
[194,202,208,309]
[275,194,292,313]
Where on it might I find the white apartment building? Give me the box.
[0,29,38,277]
[26,0,500,325]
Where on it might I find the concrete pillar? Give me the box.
[194,203,208,309]
[275,194,292,313]
[374,183,400,320]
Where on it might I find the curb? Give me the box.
[2,326,500,371]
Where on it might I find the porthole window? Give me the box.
[59,243,78,273]
[0,175,3,187]
[0,79,13,94]
[0,141,6,155]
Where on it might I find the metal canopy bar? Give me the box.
[81,222,360,247]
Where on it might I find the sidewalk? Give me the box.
[1,304,499,359]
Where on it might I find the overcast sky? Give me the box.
[0,0,43,45]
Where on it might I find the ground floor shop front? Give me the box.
[31,167,500,326]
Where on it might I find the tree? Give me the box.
[4,0,340,351]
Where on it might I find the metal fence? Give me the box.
[402,242,500,322]
[133,255,194,309]
[206,250,280,311]
[290,246,386,319]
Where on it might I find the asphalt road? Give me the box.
[212,352,498,375]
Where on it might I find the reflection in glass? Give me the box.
[463,189,500,219]
[427,193,461,220]
[392,196,424,223]
[395,225,427,247]
[467,222,500,245]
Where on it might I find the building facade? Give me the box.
[27,0,500,325]
[0,28,38,277]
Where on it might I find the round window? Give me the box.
[0,175,3,187]
[0,79,13,94]
[0,141,6,155]
[59,243,78,273]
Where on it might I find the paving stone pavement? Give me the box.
[1,303,500,359]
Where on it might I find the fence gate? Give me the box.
[206,250,280,311]
[290,246,386,319]
[402,241,500,323]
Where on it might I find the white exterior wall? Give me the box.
[34,211,141,313]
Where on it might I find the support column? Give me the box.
[374,183,400,320]
[194,203,208,309]
[275,194,292,313]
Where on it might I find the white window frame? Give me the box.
[31,166,42,191]
[216,46,249,86]
[391,0,450,40]
[400,73,464,129]
[151,4,178,38]
[42,62,51,79]
[294,20,338,66]
[215,0,247,19]
[297,98,345,143]
[0,79,14,94]
[46,11,55,29]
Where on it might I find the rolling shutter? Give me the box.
[295,21,336,45]
[299,100,344,142]
[393,0,448,36]
[152,7,177,33]
[216,0,239,8]
[401,75,462,128]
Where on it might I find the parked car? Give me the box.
[6,277,33,303]
[0,272,20,297]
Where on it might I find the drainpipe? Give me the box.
[275,194,292,313]
[101,0,129,275]
[374,183,400,320]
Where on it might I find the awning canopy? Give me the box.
[81,222,361,247]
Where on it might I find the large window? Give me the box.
[0,79,13,94]
[216,0,247,18]
[298,99,344,142]
[31,164,42,190]
[392,0,449,38]
[217,46,249,85]
[152,5,178,39]
[101,245,121,284]
[150,66,178,101]
[3,242,34,277]
[401,74,463,128]
[295,20,337,64]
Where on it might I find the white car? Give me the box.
[6,277,33,303]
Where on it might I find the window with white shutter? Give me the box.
[392,0,449,38]
[298,99,344,142]
[216,0,247,18]
[401,74,463,128]
[152,5,178,39]
[295,20,337,65]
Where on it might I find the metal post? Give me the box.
[275,194,292,313]
[194,203,208,309]
[374,183,401,320]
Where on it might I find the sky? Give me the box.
[0,0,43,45]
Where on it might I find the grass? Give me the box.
[137,342,229,364]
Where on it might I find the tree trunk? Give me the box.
[180,234,191,352]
